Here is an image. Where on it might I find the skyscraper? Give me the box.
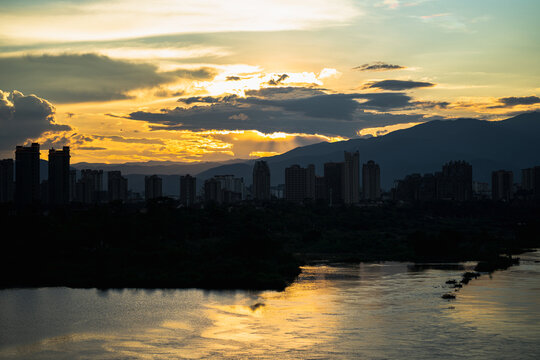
[15,143,40,206]
[180,174,196,206]
[437,161,473,201]
[362,160,381,201]
[285,165,307,202]
[252,160,271,200]
[492,170,513,201]
[76,169,103,203]
[204,178,222,203]
[48,146,70,205]
[0,159,14,203]
[324,162,343,205]
[342,151,360,204]
[145,175,163,200]
[108,171,128,202]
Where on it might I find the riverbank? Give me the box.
[1,201,540,291]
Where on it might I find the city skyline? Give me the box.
[1,1,539,164]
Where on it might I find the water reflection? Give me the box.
[1,256,539,359]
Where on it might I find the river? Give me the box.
[1,251,539,359]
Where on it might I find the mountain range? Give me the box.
[58,111,540,195]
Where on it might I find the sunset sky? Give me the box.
[1,0,539,163]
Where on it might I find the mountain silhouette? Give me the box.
[197,111,540,189]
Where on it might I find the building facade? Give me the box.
[180,174,196,206]
[108,171,128,202]
[362,160,380,201]
[252,160,271,200]
[492,170,513,201]
[342,151,360,204]
[48,146,71,205]
[0,159,14,203]
[15,143,41,206]
[145,175,163,200]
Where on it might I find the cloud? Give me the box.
[0,90,71,153]
[268,74,289,86]
[77,146,107,151]
[124,86,426,137]
[364,80,435,91]
[354,62,405,71]
[0,54,216,103]
[493,95,540,108]
[226,76,242,81]
[92,135,166,145]
[1,0,362,43]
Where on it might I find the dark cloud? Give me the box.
[364,80,435,91]
[0,90,71,152]
[0,54,216,103]
[125,87,426,137]
[354,62,405,71]
[268,74,289,86]
[493,95,540,108]
[226,76,242,81]
[77,146,107,151]
[92,135,165,145]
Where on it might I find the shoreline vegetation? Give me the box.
[1,200,540,292]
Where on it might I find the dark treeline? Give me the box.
[1,200,540,291]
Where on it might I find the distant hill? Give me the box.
[197,111,540,190]
[36,111,540,194]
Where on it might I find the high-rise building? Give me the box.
[343,151,360,204]
[324,162,343,205]
[285,165,307,202]
[145,175,163,200]
[204,178,222,203]
[48,146,70,205]
[362,160,380,201]
[492,170,513,201]
[534,167,540,200]
[180,174,196,206]
[76,169,103,203]
[69,169,77,202]
[108,171,128,202]
[252,161,271,200]
[0,159,14,203]
[15,143,41,206]
[521,166,540,199]
[209,175,245,202]
[522,168,534,191]
[437,161,473,201]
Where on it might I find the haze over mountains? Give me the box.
[66,112,540,195]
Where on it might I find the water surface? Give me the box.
[1,252,539,359]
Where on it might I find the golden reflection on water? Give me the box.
[1,260,540,359]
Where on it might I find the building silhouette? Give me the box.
[437,161,473,201]
[48,146,70,205]
[180,174,196,206]
[0,159,14,203]
[204,178,222,203]
[324,162,343,205]
[492,170,513,201]
[285,165,305,202]
[108,171,128,202]
[203,175,244,204]
[394,161,473,202]
[252,160,271,200]
[145,175,163,200]
[69,169,77,202]
[342,151,359,204]
[362,160,380,201]
[76,169,103,203]
[522,166,540,199]
[15,143,41,206]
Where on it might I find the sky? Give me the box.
[0,0,539,163]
